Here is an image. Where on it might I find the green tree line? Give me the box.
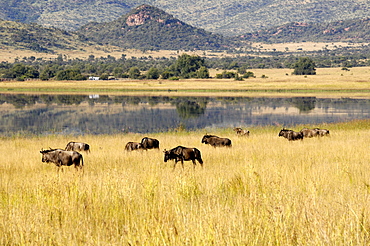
[1,51,369,81]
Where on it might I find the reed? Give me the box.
[0,120,370,245]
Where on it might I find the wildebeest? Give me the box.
[65,141,90,153]
[163,146,203,169]
[125,142,143,151]
[40,149,83,169]
[233,127,250,137]
[201,134,232,147]
[141,137,160,150]
[278,129,304,141]
[314,128,330,137]
[300,128,319,138]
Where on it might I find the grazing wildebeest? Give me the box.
[125,142,143,151]
[40,149,83,170]
[201,134,232,147]
[163,146,203,169]
[65,141,90,153]
[300,128,319,138]
[233,127,250,137]
[278,129,304,141]
[141,137,160,150]
[314,128,330,137]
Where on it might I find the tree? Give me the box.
[292,57,316,75]
[128,67,141,79]
[196,66,209,78]
[169,54,206,78]
[55,69,86,80]
[146,67,160,79]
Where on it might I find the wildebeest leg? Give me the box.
[181,159,184,169]
[173,160,177,170]
[192,160,196,169]
[198,160,203,168]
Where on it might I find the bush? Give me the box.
[292,57,316,75]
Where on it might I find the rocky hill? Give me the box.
[77,5,226,50]
[0,0,369,36]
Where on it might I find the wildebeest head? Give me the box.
[40,149,60,163]
[278,128,290,137]
[163,149,171,162]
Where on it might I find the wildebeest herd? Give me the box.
[279,127,330,141]
[40,127,329,170]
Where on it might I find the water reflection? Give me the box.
[0,94,369,135]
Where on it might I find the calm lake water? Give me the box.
[0,94,369,135]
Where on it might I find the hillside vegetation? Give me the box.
[0,19,93,52]
[238,18,370,43]
[78,5,226,50]
[0,0,370,36]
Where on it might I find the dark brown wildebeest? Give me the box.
[163,146,203,169]
[201,134,232,147]
[141,137,160,150]
[314,128,330,137]
[125,142,143,151]
[278,129,304,141]
[233,127,250,137]
[65,141,90,153]
[40,149,83,170]
[300,128,319,138]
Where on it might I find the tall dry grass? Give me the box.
[0,120,370,245]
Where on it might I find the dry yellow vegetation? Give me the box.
[0,67,369,98]
[0,120,369,244]
[2,42,367,62]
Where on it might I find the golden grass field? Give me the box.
[1,120,370,245]
[0,64,369,244]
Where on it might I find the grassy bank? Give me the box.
[1,120,370,244]
[0,67,370,98]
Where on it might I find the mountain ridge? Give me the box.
[1,4,370,54]
[0,0,369,36]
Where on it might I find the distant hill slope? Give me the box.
[0,0,369,36]
[237,17,370,43]
[77,5,226,50]
[0,19,90,52]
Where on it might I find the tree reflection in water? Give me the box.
[0,94,369,135]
